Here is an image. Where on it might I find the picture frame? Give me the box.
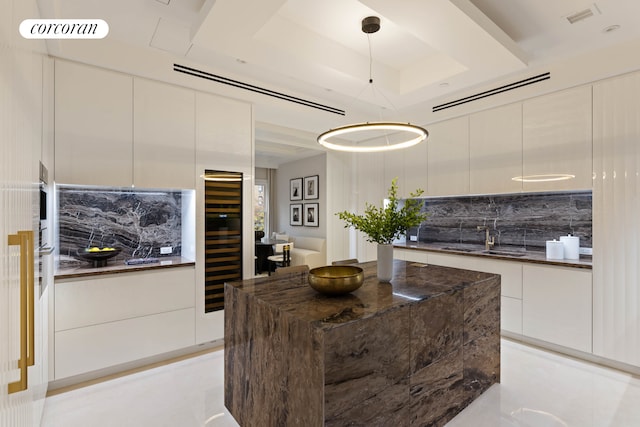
[290,204,302,226]
[304,175,319,200]
[303,203,319,227]
[290,178,303,201]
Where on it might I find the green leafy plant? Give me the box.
[336,178,427,245]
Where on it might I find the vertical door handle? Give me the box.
[19,230,35,367]
[7,231,29,394]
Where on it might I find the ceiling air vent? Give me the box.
[432,72,550,113]
[173,63,345,116]
[566,5,601,24]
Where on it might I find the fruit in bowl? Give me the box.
[77,247,122,267]
[87,247,116,252]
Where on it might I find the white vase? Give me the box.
[377,244,394,282]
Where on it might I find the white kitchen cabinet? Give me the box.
[501,296,522,335]
[427,116,469,196]
[133,78,195,189]
[55,268,195,331]
[470,103,523,194]
[53,267,196,380]
[55,308,195,379]
[1,47,49,426]
[428,253,523,299]
[522,264,592,353]
[522,85,592,191]
[384,149,405,196]
[403,138,428,197]
[394,248,428,263]
[427,252,523,334]
[54,60,133,186]
[592,70,640,367]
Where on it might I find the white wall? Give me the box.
[276,154,326,239]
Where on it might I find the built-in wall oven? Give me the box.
[38,161,53,296]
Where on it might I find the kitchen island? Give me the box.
[224,260,500,426]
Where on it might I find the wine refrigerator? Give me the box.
[203,170,243,313]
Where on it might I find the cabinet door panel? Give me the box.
[470,103,522,194]
[522,85,592,191]
[55,268,195,331]
[427,117,469,196]
[502,296,522,334]
[55,60,133,186]
[134,78,195,189]
[428,253,522,299]
[54,308,195,379]
[404,139,428,197]
[523,265,592,352]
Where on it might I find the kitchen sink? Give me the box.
[442,246,476,252]
[482,250,527,257]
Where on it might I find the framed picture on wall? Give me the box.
[290,204,302,226]
[304,203,319,227]
[290,178,302,201]
[304,175,319,200]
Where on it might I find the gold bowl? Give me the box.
[308,265,364,296]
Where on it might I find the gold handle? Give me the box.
[7,232,29,394]
[20,230,35,367]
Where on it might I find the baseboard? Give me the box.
[502,331,640,377]
[47,339,224,396]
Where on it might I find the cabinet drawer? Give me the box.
[428,253,522,299]
[54,308,195,379]
[55,267,195,331]
[501,296,522,335]
[396,249,429,263]
[523,265,592,352]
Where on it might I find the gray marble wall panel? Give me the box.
[58,186,182,263]
[408,191,592,249]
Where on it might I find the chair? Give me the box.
[274,233,289,242]
[267,242,294,274]
[332,258,359,265]
[273,265,309,276]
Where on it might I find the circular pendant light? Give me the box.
[318,122,428,152]
[317,17,429,153]
[511,174,575,182]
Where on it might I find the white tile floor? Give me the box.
[41,339,640,427]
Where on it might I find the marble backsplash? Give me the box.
[58,186,183,264]
[408,191,592,250]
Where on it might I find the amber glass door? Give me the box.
[203,170,243,313]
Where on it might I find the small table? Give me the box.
[254,239,286,274]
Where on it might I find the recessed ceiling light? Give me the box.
[603,25,621,33]
[439,82,450,88]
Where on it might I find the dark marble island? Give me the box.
[224,260,500,426]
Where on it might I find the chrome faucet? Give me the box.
[477,225,495,250]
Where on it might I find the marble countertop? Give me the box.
[394,241,592,269]
[55,256,195,280]
[225,260,499,330]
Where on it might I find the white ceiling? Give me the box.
[38,0,640,167]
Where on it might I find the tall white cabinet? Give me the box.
[427,116,470,196]
[593,70,640,367]
[522,85,592,192]
[1,13,50,426]
[55,60,134,187]
[469,103,523,194]
[133,78,195,189]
